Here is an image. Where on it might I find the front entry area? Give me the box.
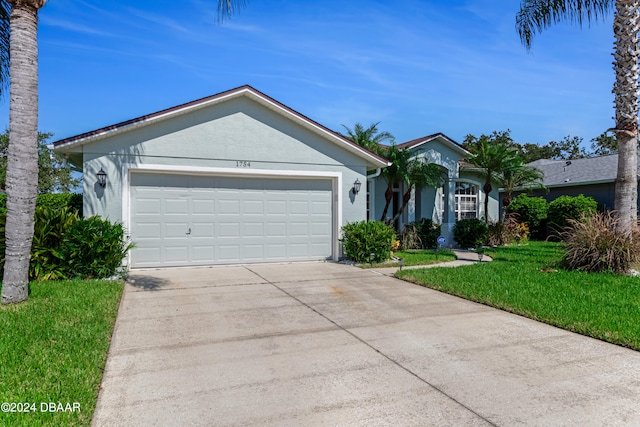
[129,172,334,267]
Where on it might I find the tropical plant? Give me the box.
[465,131,520,223]
[517,0,638,236]
[1,1,246,305]
[61,216,134,279]
[499,161,545,212]
[391,159,444,224]
[378,143,413,222]
[341,122,394,156]
[28,206,79,281]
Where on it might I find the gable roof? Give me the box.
[53,85,389,168]
[528,154,640,188]
[397,133,469,155]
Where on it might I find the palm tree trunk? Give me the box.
[379,185,393,222]
[612,0,639,235]
[391,188,412,224]
[2,2,42,304]
[483,182,492,223]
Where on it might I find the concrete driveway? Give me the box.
[93,262,640,426]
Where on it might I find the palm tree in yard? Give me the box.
[466,135,520,223]
[517,0,638,235]
[390,159,444,224]
[2,0,47,305]
[1,0,248,304]
[499,160,545,217]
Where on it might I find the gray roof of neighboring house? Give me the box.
[528,154,640,188]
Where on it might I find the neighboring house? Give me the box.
[510,154,640,212]
[53,85,389,268]
[368,133,500,245]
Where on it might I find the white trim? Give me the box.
[122,163,342,264]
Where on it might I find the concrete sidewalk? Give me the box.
[93,261,640,426]
[370,249,492,276]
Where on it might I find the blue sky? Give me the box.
[0,0,616,147]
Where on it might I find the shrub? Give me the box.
[399,224,421,250]
[29,206,79,280]
[487,214,529,246]
[548,195,597,233]
[399,219,441,250]
[507,194,548,239]
[0,193,82,216]
[453,218,488,248]
[341,220,396,263]
[415,218,441,249]
[560,211,640,274]
[61,216,134,279]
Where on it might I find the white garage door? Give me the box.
[130,173,334,268]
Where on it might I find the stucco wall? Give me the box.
[81,97,369,230]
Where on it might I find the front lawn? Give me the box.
[0,280,124,427]
[364,249,457,268]
[396,241,640,350]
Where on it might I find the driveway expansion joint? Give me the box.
[243,265,498,426]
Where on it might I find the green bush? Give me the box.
[61,216,134,279]
[507,194,548,239]
[399,219,441,250]
[548,195,597,233]
[560,211,640,274]
[0,212,132,281]
[29,206,79,280]
[0,193,82,216]
[341,220,396,263]
[453,218,488,248]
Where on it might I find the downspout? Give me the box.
[367,168,382,180]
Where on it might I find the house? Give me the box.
[53,85,502,268]
[53,85,389,268]
[368,134,500,244]
[512,154,640,211]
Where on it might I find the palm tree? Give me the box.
[390,159,444,224]
[341,122,393,156]
[466,136,519,223]
[517,0,638,235]
[499,160,545,217]
[1,1,248,304]
[378,143,412,222]
[2,0,47,305]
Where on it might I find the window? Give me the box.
[455,182,478,221]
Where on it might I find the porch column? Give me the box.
[442,177,456,247]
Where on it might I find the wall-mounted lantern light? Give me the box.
[97,168,107,188]
[353,178,362,194]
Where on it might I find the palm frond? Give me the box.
[516,0,613,49]
[216,0,249,23]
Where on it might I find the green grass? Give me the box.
[0,280,124,427]
[363,249,457,268]
[397,241,640,350]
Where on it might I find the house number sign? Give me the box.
[236,161,251,167]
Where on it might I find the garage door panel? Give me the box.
[131,173,333,267]
[218,200,240,215]
[165,222,190,238]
